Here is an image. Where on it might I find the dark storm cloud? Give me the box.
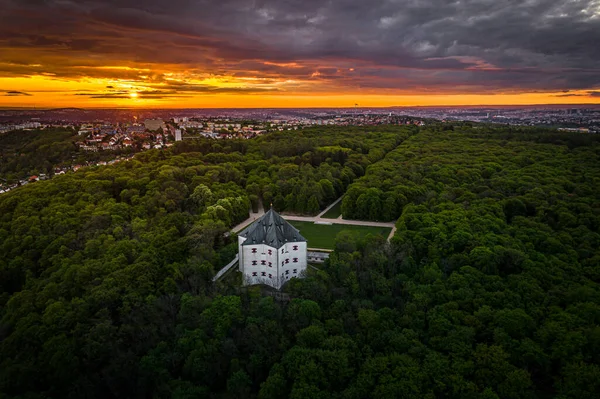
[1,0,599,94]
[553,90,600,98]
[2,90,32,96]
[74,85,279,99]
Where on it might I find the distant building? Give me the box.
[175,129,182,141]
[144,119,164,131]
[238,209,307,290]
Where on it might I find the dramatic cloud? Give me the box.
[1,0,599,105]
[2,90,32,96]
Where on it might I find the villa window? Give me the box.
[293,269,297,274]
[261,260,266,265]
[285,258,290,264]
[285,270,289,275]
[268,249,272,255]
[282,261,285,266]
[268,262,272,267]
[281,248,284,254]
[252,272,257,277]
[261,272,266,277]
[252,248,257,253]
[252,260,257,266]
[293,245,298,250]
[293,258,298,263]
[269,274,272,279]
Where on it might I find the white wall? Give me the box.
[238,235,247,271]
[240,241,307,289]
[276,242,307,289]
[241,243,279,288]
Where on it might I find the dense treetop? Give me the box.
[1,125,599,398]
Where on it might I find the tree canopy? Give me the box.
[1,124,599,398]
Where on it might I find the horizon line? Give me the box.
[2,103,600,111]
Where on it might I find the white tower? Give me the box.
[238,208,307,289]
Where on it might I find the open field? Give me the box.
[321,200,343,219]
[289,221,392,249]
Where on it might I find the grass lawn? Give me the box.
[289,221,392,250]
[321,200,343,219]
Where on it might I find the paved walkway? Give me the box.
[283,214,396,229]
[387,225,397,242]
[212,255,239,282]
[283,214,397,242]
[230,198,398,242]
[231,201,265,233]
[315,196,343,218]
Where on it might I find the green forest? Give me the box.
[0,128,132,183]
[1,125,599,398]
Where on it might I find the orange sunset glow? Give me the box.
[1,0,600,108]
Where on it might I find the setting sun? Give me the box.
[129,92,138,99]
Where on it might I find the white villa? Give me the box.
[238,208,307,289]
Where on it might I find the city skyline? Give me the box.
[1,0,600,108]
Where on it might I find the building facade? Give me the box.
[238,209,307,289]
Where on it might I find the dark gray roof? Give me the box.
[239,209,306,248]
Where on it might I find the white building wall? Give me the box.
[238,236,247,271]
[275,241,307,289]
[239,240,307,289]
[240,243,279,287]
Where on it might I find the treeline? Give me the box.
[342,127,600,222]
[166,126,413,215]
[244,126,413,214]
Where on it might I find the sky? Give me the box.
[1,0,600,108]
